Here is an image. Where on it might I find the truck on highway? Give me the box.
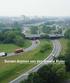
[0,52,7,56]
[15,48,24,53]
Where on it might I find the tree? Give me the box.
[3,31,16,43]
[64,29,70,39]
[30,26,38,34]
[13,35,24,47]
[21,64,66,83]
[59,28,62,34]
[40,43,51,53]
[40,34,49,39]
[37,64,66,83]
[20,72,42,83]
[27,72,42,83]
[0,28,25,46]
[42,25,51,34]
[65,41,70,71]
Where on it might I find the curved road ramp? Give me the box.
[7,40,40,57]
[10,40,61,83]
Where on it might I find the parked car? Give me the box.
[0,52,7,56]
[15,48,24,53]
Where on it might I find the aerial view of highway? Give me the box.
[0,0,70,83]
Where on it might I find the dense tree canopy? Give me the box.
[64,29,70,39]
[30,26,38,34]
[41,25,55,34]
[65,40,70,71]
[0,28,25,47]
[21,64,66,83]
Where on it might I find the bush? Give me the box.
[57,55,65,60]
[40,43,51,53]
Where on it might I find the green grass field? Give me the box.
[23,40,32,48]
[0,63,36,83]
[59,38,69,56]
[0,39,52,83]
[59,39,70,79]
[0,40,31,53]
[0,44,20,53]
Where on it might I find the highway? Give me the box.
[24,40,40,52]
[10,39,61,83]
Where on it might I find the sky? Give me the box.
[0,0,70,17]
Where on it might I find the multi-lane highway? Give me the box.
[10,39,61,83]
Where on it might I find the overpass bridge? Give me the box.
[25,34,64,40]
[48,34,64,39]
[25,34,40,39]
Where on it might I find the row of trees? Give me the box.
[63,29,70,71]
[65,40,70,71]
[64,29,70,39]
[41,25,54,34]
[0,28,25,47]
[21,64,66,83]
[30,26,38,34]
[30,25,55,34]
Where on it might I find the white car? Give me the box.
[0,52,7,56]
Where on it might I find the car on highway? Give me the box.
[0,52,7,57]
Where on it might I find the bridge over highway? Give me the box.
[25,34,64,39]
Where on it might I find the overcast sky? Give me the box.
[0,0,70,17]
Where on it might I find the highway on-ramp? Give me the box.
[10,39,61,83]
[7,40,40,56]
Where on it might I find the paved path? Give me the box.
[10,39,61,83]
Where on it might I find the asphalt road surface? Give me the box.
[10,39,61,83]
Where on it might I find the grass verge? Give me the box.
[0,39,52,83]
[59,38,69,56]
[0,40,31,53]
